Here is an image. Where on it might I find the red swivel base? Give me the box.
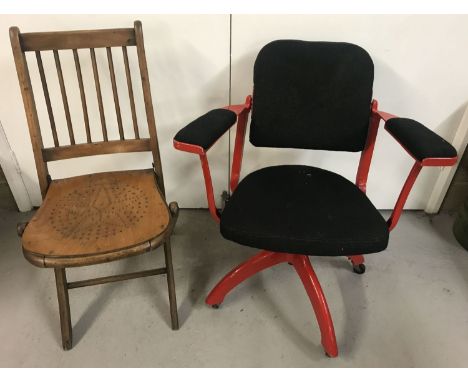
[205,250,340,358]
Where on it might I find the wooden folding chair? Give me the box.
[10,20,179,350]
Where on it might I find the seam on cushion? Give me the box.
[221,225,388,245]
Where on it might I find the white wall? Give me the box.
[230,15,468,209]
[0,14,230,209]
[1,15,468,211]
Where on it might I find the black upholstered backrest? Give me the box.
[250,40,374,152]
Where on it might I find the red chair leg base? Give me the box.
[206,251,339,357]
[292,255,339,358]
[205,250,284,306]
[323,341,339,358]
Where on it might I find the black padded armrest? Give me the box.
[174,109,237,150]
[385,118,457,161]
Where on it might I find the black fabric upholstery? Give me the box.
[220,166,389,256]
[174,109,237,150]
[385,118,457,161]
[250,40,374,152]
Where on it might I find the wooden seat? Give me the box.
[10,21,179,350]
[22,170,171,267]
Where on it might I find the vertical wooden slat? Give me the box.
[53,50,75,145]
[35,51,59,147]
[106,47,124,140]
[122,46,139,139]
[90,48,108,141]
[134,21,165,196]
[10,27,50,198]
[73,49,91,143]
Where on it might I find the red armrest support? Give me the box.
[372,108,458,230]
[173,96,252,222]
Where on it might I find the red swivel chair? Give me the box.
[173,40,457,357]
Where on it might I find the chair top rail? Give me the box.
[19,28,136,51]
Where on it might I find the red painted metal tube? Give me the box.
[173,139,204,155]
[174,96,252,224]
[387,161,422,231]
[356,99,380,194]
[230,96,252,192]
[205,250,280,306]
[358,104,457,233]
[205,250,338,357]
[291,255,338,357]
[199,153,221,223]
[347,254,365,266]
[376,110,398,122]
[352,100,381,269]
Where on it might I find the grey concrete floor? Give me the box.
[1,208,468,367]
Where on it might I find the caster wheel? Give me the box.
[352,264,366,274]
[211,304,220,309]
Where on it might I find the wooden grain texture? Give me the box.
[35,51,59,147]
[73,49,91,143]
[164,237,179,330]
[53,50,75,145]
[90,48,108,141]
[67,267,167,289]
[122,46,139,139]
[54,268,72,350]
[11,22,179,348]
[22,169,170,258]
[134,21,165,195]
[21,28,136,51]
[10,27,50,197]
[106,47,124,139]
[42,138,151,161]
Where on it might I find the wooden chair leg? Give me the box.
[164,238,179,330]
[54,268,72,350]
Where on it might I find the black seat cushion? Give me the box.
[174,109,237,150]
[220,166,389,256]
[385,118,457,161]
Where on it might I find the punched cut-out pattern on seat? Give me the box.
[22,169,170,257]
[49,180,150,241]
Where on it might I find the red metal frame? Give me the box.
[229,95,252,192]
[173,96,252,223]
[374,108,457,231]
[205,250,338,357]
[199,153,221,222]
[174,96,458,357]
[349,100,381,270]
[356,99,380,194]
[386,161,422,231]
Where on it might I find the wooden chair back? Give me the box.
[9,21,165,198]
